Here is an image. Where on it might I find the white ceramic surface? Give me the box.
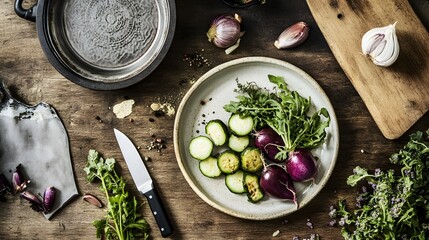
[174,57,339,220]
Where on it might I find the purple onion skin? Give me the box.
[260,165,297,208]
[207,15,241,48]
[254,127,285,162]
[286,149,318,183]
[43,186,56,213]
[12,164,29,193]
[20,191,45,212]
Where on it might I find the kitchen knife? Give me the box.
[114,128,174,238]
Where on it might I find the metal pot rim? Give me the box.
[35,0,176,90]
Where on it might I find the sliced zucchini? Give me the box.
[241,147,263,173]
[225,170,246,194]
[244,173,264,203]
[217,150,240,174]
[228,134,250,152]
[199,156,222,178]
[228,114,254,136]
[189,136,213,160]
[205,119,229,146]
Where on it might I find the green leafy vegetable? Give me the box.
[223,75,330,160]
[84,150,150,240]
[332,130,429,240]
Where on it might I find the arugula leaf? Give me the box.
[223,75,330,160]
[84,150,150,240]
[332,130,429,239]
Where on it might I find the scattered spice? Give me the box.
[306,219,314,229]
[272,230,280,237]
[146,136,167,154]
[150,102,176,117]
[182,51,210,68]
[95,116,103,123]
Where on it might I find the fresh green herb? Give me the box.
[84,150,150,240]
[224,75,330,160]
[332,130,429,240]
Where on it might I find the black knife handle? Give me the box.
[143,188,175,238]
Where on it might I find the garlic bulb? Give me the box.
[361,22,399,67]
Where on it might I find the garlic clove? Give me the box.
[274,21,309,49]
[361,22,399,67]
[83,193,104,208]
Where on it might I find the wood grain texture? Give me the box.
[0,0,429,239]
[307,0,429,139]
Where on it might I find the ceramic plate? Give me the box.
[174,57,339,220]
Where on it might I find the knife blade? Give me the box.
[114,128,174,238]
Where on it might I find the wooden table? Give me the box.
[1,0,429,239]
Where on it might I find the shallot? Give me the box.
[207,14,243,50]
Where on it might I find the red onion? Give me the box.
[286,149,318,183]
[254,127,285,162]
[207,14,242,48]
[259,165,298,208]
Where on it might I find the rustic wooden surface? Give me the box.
[1,0,429,239]
[307,0,429,140]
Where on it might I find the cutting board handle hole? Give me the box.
[337,13,343,19]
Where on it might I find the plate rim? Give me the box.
[174,56,339,220]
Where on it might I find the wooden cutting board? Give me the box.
[306,0,429,139]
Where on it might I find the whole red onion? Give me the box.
[286,149,318,183]
[254,127,285,162]
[207,14,242,48]
[260,165,298,208]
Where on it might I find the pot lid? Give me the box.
[37,0,176,90]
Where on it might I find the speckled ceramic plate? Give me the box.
[174,57,339,220]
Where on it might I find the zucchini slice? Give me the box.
[244,173,264,203]
[205,119,229,146]
[217,150,240,174]
[225,170,245,194]
[228,134,250,152]
[199,156,222,178]
[228,114,254,136]
[189,136,213,160]
[241,147,263,173]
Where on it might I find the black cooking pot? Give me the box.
[15,0,176,90]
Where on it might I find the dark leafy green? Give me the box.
[224,75,330,160]
[84,150,149,240]
[333,130,429,240]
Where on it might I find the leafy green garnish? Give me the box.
[224,75,330,160]
[84,150,150,240]
[333,130,429,239]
